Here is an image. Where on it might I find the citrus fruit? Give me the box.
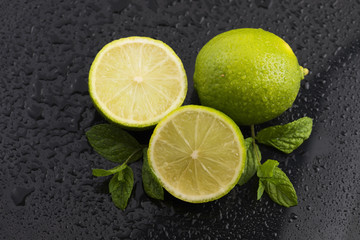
[193,28,309,126]
[148,105,246,203]
[89,37,187,128]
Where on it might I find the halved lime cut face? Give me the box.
[148,105,246,203]
[89,37,187,128]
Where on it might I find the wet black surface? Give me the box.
[1,0,359,239]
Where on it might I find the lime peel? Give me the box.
[194,28,308,126]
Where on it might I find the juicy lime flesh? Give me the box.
[148,106,246,203]
[194,28,305,126]
[89,37,187,128]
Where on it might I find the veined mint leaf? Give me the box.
[238,137,261,186]
[142,148,164,200]
[257,159,279,178]
[256,117,313,154]
[257,180,265,200]
[86,124,143,163]
[117,170,125,181]
[92,164,126,177]
[109,166,134,210]
[261,167,298,207]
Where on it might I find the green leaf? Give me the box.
[256,117,313,154]
[238,138,261,186]
[92,164,126,177]
[261,167,298,207]
[257,180,265,200]
[86,124,143,163]
[108,166,134,210]
[117,170,125,181]
[257,159,279,178]
[142,148,164,200]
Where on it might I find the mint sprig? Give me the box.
[257,180,265,200]
[141,148,164,200]
[257,160,298,207]
[86,124,143,163]
[257,159,278,178]
[87,124,165,210]
[92,164,127,177]
[237,117,313,207]
[92,148,142,177]
[109,166,134,210]
[237,137,261,186]
[256,117,313,154]
[86,124,143,210]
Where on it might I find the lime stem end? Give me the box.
[303,67,309,76]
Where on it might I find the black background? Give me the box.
[1,0,359,239]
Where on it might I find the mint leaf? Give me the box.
[257,159,279,178]
[238,138,261,186]
[86,124,143,163]
[117,170,125,181]
[257,180,265,200]
[92,164,126,177]
[261,167,298,207]
[256,117,313,154]
[92,169,114,177]
[142,148,164,200]
[109,166,134,210]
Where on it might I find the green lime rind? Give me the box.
[194,28,306,126]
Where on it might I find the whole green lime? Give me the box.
[193,28,308,126]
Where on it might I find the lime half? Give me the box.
[89,37,187,128]
[148,105,246,203]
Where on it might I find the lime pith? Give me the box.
[89,37,187,128]
[148,105,246,203]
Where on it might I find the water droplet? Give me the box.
[147,0,159,12]
[254,0,272,9]
[10,186,35,206]
[291,213,298,220]
[26,103,43,120]
[107,0,131,13]
[305,81,310,90]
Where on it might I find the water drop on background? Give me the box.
[10,187,35,206]
[255,0,272,9]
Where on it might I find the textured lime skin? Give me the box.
[193,28,306,126]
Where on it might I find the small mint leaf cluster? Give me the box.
[86,124,163,210]
[256,117,313,154]
[257,160,298,208]
[237,117,313,207]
